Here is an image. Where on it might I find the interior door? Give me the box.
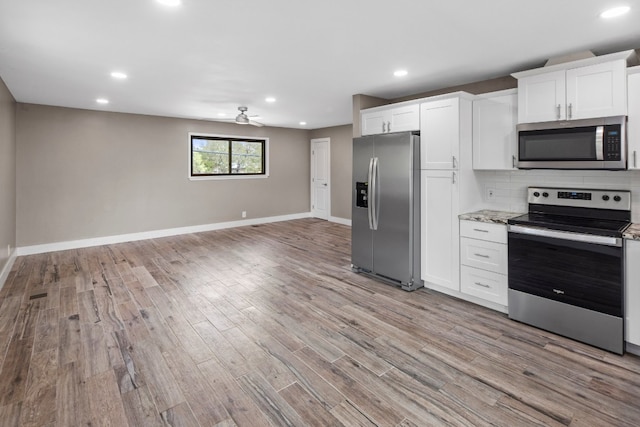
[311,138,330,220]
[372,133,413,282]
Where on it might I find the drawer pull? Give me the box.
[473,228,489,233]
[474,253,490,258]
[474,282,490,288]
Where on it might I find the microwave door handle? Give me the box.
[595,126,604,161]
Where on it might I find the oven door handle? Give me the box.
[507,225,622,247]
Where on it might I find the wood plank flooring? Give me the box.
[1,218,640,426]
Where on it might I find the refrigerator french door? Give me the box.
[351,132,422,291]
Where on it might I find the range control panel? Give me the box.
[528,187,631,211]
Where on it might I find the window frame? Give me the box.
[188,132,269,180]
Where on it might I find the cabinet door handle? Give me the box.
[452,156,457,169]
[382,122,386,133]
[474,253,490,258]
[473,228,489,233]
[452,171,456,184]
[568,103,573,119]
[556,104,561,120]
[474,282,490,288]
[387,121,391,132]
[512,155,516,168]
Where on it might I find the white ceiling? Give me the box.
[0,0,639,129]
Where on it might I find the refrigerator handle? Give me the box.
[367,157,374,230]
[372,157,379,230]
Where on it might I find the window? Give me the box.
[190,133,268,179]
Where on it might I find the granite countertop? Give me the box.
[624,224,640,240]
[458,209,523,225]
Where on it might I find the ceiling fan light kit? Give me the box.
[219,106,264,127]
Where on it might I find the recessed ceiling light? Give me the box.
[96,98,109,104]
[265,97,276,103]
[157,0,181,6]
[299,121,307,126]
[394,70,408,77]
[600,6,630,18]
[110,71,127,79]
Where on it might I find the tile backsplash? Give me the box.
[475,169,640,222]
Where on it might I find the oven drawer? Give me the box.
[460,237,507,274]
[461,265,508,306]
[460,220,507,244]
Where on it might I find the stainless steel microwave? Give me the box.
[517,116,627,170]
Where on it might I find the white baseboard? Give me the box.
[0,249,17,291]
[626,342,640,356]
[329,216,351,226]
[17,212,312,256]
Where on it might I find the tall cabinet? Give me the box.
[628,67,640,170]
[420,93,482,293]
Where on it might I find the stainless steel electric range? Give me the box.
[507,187,631,354]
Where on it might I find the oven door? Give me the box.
[507,225,623,317]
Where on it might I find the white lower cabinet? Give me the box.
[459,220,508,308]
[421,170,459,291]
[460,265,507,306]
[625,239,640,347]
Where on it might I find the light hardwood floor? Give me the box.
[1,218,640,426]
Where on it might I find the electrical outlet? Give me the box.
[486,188,495,199]
[242,211,247,218]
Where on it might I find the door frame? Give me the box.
[310,137,331,219]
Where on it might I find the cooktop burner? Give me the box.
[507,186,631,237]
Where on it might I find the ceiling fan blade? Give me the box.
[249,120,264,127]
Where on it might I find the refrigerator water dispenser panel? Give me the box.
[356,182,368,208]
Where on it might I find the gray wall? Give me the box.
[0,78,16,271]
[16,104,311,246]
[310,124,353,221]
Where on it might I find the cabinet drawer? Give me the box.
[460,220,507,243]
[461,265,507,306]
[460,237,507,274]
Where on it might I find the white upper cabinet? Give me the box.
[473,89,518,170]
[513,51,636,124]
[361,103,419,135]
[517,70,566,123]
[420,97,464,169]
[566,61,627,120]
[628,67,640,170]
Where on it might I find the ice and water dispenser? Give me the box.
[356,182,368,208]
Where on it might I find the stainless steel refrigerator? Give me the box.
[351,131,422,291]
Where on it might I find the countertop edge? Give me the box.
[458,210,523,225]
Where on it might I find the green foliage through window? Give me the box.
[191,135,266,177]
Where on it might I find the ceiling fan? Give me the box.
[220,106,264,127]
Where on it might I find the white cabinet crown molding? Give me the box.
[512,49,638,79]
